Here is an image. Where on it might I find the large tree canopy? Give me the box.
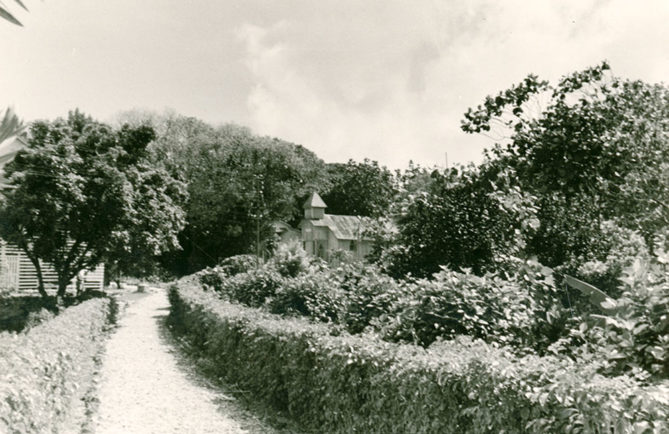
[462,62,669,243]
[383,163,538,278]
[183,134,327,271]
[135,117,328,273]
[382,63,669,284]
[455,62,669,292]
[321,158,396,218]
[0,110,186,298]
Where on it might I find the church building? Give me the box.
[299,192,373,260]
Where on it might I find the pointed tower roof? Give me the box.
[303,192,327,209]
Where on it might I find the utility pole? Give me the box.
[253,171,265,267]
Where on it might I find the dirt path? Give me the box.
[94,288,272,434]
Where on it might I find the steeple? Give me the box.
[303,192,327,219]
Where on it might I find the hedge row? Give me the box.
[0,297,117,433]
[196,253,570,353]
[169,282,669,434]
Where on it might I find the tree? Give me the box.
[383,163,538,278]
[0,110,186,299]
[462,62,669,274]
[321,159,396,217]
[113,109,221,180]
[147,121,328,273]
[183,135,328,271]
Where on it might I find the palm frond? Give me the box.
[13,0,28,11]
[0,0,31,26]
[0,107,24,143]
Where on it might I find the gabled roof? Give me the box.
[303,192,327,209]
[307,214,372,240]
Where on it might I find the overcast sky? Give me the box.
[1,1,668,169]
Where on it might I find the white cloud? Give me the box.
[2,0,668,170]
[236,0,669,169]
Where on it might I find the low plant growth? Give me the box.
[168,282,669,433]
[195,252,568,354]
[0,297,117,433]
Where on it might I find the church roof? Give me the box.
[303,191,327,209]
[307,214,372,241]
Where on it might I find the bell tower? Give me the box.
[303,192,327,219]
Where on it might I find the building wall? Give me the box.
[337,239,373,259]
[301,221,329,258]
[0,240,104,292]
[301,219,373,260]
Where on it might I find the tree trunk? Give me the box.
[27,254,48,300]
[57,275,70,299]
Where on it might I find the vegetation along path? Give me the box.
[94,288,271,434]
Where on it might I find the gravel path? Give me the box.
[94,288,258,434]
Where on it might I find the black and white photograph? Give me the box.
[1,1,668,433]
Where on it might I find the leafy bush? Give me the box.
[218,254,261,276]
[372,263,566,351]
[197,267,225,292]
[219,267,284,307]
[168,282,669,433]
[194,254,263,293]
[206,255,569,354]
[564,260,669,380]
[269,241,310,278]
[0,297,116,433]
[268,270,345,322]
[336,263,406,334]
[559,221,650,298]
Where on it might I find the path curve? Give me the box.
[94,288,248,434]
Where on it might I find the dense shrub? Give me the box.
[371,263,567,352]
[268,270,345,322]
[168,282,669,433]
[194,254,264,293]
[269,241,310,278]
[558,260,669,380]
[200,250,666,381]
[335,263,406,334]
[0,297,116,433]
[197,266,226,292]
[202,255,569,353]
[218,254,260,276]
[556,221,650,298]
[219,267,284,307]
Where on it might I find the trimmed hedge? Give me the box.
[0,297,116,433]
[169,282,669,434]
